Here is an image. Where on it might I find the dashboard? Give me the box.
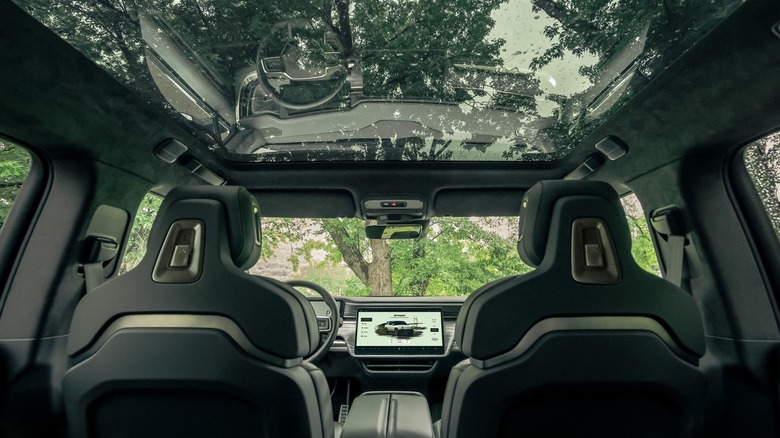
[309,297,465,375]
[308,296,466,415]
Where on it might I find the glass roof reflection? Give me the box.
[16,0,743,162]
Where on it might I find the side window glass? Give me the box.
[743,131,780,238]
[0,139,32,232]
[621,193,661,276]
[119,192,162,274]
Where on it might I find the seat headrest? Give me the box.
[518,180,630,268]
[454,180,706,364]
[67,186,320,363]
[151,185,262,270]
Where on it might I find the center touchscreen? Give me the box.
[354,308,444,355]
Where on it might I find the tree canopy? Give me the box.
[258,216,532,296]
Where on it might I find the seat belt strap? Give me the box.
[82,236,118,293]
[83,262,105,293]
[666,234,686,287]
[650,205,687,288]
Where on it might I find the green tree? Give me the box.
[119,192,162,274]
[621,194,660,275]
[262,216,531,297]
[262,217,395,296]
[391,217,531,296]
[0,140,31,230]
[352,0,506,100]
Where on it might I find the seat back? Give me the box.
[439,180,707,438]
[62,186,335,438]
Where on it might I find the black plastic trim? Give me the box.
[726,143,780,331]
[0,140,51,316]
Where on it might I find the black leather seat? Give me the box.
[63,186,340,438]
[437,180,707,438]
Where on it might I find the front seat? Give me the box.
[63,186,339,438]
[437,180,707,438]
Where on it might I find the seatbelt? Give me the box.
[665,234,686,287]
[82,236,119,293]
[80,205,130,294]
[650,206,687,288]
[83,262,105,293]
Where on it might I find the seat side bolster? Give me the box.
[302,361,336,438]
[439,359,470,438]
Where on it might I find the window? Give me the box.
[119,192,162,274]
[254,217,529,297]
[117,193,661,290]
[621,193,661,276]
[743,131,780,239]
[256,208,664,296]
[0,138,32,232]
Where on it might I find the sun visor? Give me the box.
[251,190,356,218]
[433,189,525,216]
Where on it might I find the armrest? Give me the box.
[341,391,434,438]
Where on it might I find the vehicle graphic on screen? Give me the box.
[375,320,426,337]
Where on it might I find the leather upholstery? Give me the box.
[63,185,337,438]
[440,180,708,438]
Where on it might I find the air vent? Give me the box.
[362,360,435,372]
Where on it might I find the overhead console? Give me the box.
[362,197,426,221]
[361,197,429,240]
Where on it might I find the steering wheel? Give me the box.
[286,280,340,363]
[256,20,348,110]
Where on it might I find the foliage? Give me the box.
[258,203,665,295]
[259,216,532,297]
[0,140,31,230]
[390,217,532,296]
[19,0,752,291]
[352,0,505,101]
[621,194,660,276]
[19,0,739,160]
[119,192,162,274]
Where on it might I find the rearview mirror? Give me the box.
[365,224,423,239]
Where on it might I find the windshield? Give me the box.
[115,194,658,296]
[16,0,742,163]
[252,217,528,296]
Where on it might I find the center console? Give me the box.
[319,299,465,437]
[340,391,434,438]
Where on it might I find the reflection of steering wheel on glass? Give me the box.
[286,280,341,363]
[257,19,348,110]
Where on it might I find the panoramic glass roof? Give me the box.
[17,0,741,162]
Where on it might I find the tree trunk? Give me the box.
[410,243,431,296]
[323,221,369,283]
[367,239,393,296]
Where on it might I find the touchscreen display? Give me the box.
[354,308,444,355]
